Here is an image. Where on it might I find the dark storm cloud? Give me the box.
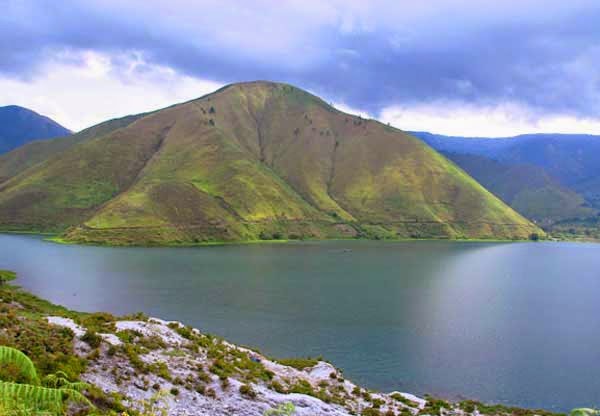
[3,0,600,115]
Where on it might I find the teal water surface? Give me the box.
[1,234,599,411]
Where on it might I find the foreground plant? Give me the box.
[571,409,600,416]
[0,271,16,286]
[0,346,92,415]
[264,402,295,416]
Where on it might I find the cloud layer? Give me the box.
[2,0,600,134]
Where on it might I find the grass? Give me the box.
[275,357,321,370]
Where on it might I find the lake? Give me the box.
[1,234,599,412]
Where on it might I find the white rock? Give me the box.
[100,333,122,346]
[307,361,337,380]
[116,319,187,346]
[391,391,428,409]
[47,316,85,337]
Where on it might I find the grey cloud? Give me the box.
[2,0,600,117]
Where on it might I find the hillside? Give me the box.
[0,105,71,154]
[0,113,146,184]
[414,132,600,236]
[0,82,540,244]
[443,153,594,226]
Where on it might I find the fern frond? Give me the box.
[0,381,93,414]
[43,372,90,391]
[0,346,39,385]
[571,409,600,416]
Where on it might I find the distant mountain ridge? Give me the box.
[0,82,539,245]
[0,105,71,154]
[413,131,600,237]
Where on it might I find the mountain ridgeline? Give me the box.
[0,105,71,154]
[0,82,539,245]
[414,131,600,238]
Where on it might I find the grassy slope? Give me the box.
[0,114,156,232]
[0,114,145,184]
[415,131,600,237]
[445,153,595,225]
[0,82,541,244]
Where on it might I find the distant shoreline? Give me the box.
[2,230,598,247]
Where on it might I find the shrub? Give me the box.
[197,370,211,383]
[138,335,166,350]
[276,357,319,370]
[81,331,102,349]
[264,402,296,416]
[77,312,116,333]
[391,393,419,408]
[288,379,315,396]
[0,270,16,286]
[270,380,286,393]
[239,383,257,399]
[221,377,230,390]
[372,398,385,408]
[421,396,450,416]
[170,387,179,396]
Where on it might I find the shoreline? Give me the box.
[2,229,590,248]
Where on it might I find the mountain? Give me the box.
[0,82,540,245]
[0,105,71,154]
[414,131,600,236]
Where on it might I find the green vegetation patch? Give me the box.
[274,357,320,370]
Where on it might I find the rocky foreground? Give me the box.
[47,315,427,416]
[44,314,560,416]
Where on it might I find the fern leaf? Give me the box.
[0,381,93,414]
[0,346,40,385]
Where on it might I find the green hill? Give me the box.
[444,153,595,226]
[414,131,600,238]
[0,81,540,245]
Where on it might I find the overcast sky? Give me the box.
[2,0,600,136]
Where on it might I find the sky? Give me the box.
[2,0,600,136]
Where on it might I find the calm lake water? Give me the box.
[1,234,600,411]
